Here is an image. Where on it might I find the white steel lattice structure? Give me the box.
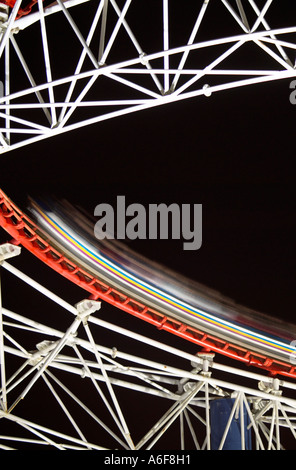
[1,243,296,450]
[0,0,295,152]
[0,0,296,451]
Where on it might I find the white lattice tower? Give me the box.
[0,0,295,152]
[1,243,296,450]
[0,0,296,451]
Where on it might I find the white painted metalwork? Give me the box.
[1,243,296,450]
[1,1,296,450]
[0,0,295,153]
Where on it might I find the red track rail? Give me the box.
[1,187,296,379]
[1,0,39,19]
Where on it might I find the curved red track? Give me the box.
[1,187,296,379]
[2,0,39,19]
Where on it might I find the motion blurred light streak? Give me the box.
[29,199,296,364]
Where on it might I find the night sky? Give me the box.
[1,73,296,323]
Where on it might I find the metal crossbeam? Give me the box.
[0,0,295,153]
[1,245,296,449]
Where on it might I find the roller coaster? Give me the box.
[0,0,296,450]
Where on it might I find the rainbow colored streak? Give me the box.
[33,203,295,359]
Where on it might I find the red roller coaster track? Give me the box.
[0,185,296,378]
[1,188,296,380]
[1,0,40,18]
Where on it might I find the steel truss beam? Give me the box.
[0,0,295,152]
[1,243,296,450]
